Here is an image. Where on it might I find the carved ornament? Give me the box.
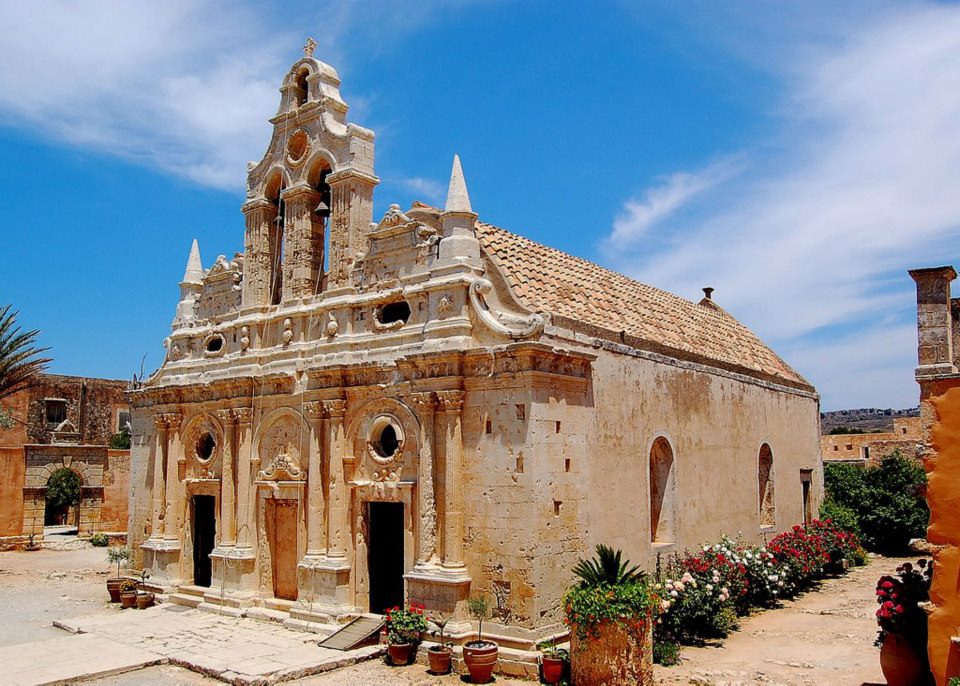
[468,278,545,339]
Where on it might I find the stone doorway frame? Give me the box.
[255,480,306,603]
[182,479,219,586]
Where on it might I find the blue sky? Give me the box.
[1,1,959,410]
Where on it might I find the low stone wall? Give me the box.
[0,447,25,536]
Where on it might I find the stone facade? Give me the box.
[0,374,131,544]
[909,266,960,685]
[820,416,922,464]
[128,49,821,649]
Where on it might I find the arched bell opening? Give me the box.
[264,169,287,305]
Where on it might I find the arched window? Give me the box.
[264,173,285,305]
[758,443,775,527]
[295,68,309,106]
[650,437,676,543]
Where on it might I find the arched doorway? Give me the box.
[44,467,82,529]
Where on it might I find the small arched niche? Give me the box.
[650,436,677,544]
[758,443,775,527]
[294,67,310,107]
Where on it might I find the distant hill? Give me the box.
[820,407,919,435]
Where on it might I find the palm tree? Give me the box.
[0,305,51,401]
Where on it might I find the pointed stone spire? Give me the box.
[444,154,473,214]
[182,239,204,284]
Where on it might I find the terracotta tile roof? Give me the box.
[476,221,812,390]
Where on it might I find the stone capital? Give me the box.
[304,401,325,422]
[321,398,347,419]
[436,390,464,413]
[326,168,379,187]
[233,407,254,426]
[154,412,181,430]
[280,183,322,202]
[215,408,237,425]
[410,391,437,413]
[241,197,278,214]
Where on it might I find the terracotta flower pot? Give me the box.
[427,646,452,674]
[106,578,123,603]
[387,642,415,666]
[541,655,566,684]
[136,592,155,609]
[880,633,929,686]
[119,590,137,609]
[463,641,498,684]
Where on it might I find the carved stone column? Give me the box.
[141,411,182,590]
[438,390,467,572]
[241,198,279,308]
[326,170,376,290]
[303,401,326,556]
[149,414,169,540]
[234,408,254,549]
[280,184,324,301]
[215,409,237,546]
[323,399,348,558]
[411,392,438,567]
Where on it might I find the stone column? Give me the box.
[411,392,438,567]
[437,390,466,571]
[304,401,326,556]
[163,415,183,543]
[280,184,324,302]
[215,409,237,546]
[909,266,958,375]
[326,170,377,289]
[322,399,348,558]
[149,414,169,540]
[234,408,254,549]
[241,198,279,308]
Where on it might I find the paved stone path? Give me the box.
[654,556,899,685]
[57,605,382,684]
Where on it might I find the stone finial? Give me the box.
[182,239,204,285]
[444,154,473,214]
[303,37,317,57]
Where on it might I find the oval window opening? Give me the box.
[375,423,400,458]
[378,301,411,325]
[206,336,223,353]
[196,432,216,461]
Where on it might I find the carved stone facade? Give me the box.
[128,50,821,650]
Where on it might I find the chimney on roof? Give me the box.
[702,287,714,300]
[698,286,720,310]
[437,154,482,271]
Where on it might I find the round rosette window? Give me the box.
[195,431,216,463]
[368,415,404,464]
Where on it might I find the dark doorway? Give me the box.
[192,495,216,587]
[800,469,813,525]
[368,502,404,614]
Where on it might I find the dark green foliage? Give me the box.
[819,499,861,537]
[653,638,682,666]
[823,451,928,554]
[827,426,872,435]
[109,426,131,449]
[572,544,644,586]
[89,533,109,547]
[46,468,82,510]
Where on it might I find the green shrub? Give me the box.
[89,533,109,547]
[819,499,860,538]
[46,468,81,510]
[109,426,131,449]
[824,451,928,555]
[653,638,682,666]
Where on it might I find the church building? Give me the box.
[128,44,821,650]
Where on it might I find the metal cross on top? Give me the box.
[303,37,317,57]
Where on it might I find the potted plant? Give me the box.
[875,559,933,686]
[119,579,138,608]
[538,640,569,684]
[135,570,154,609]
[463,595,498,684]
[427,614,453,675]
[106,546,130,602]
[564,544,658,686]
[384,603,427,666]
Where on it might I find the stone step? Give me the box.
[177,584,209,598]
[169,592,203,609]
[246,606,289,624]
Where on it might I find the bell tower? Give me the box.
[241,40,378,308]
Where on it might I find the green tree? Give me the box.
[46,468,82,511]
[0,306,51,427]
[823,450,928,554]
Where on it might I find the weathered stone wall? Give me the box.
[583,343,822,569]
[820,416,922,463]
[127,410,155,569]
[0,447,25,536]
[0,375,128,447]
[101,449,130,532]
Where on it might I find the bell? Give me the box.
[314,201,330,217]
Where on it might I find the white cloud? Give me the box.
[603,4,960,409]
[604,161,739,251]
[400,177,446,205]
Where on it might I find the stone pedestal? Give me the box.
[141,538,182,590]
[199,546,258,616]
[405,564,472,634]
[290,554,355,623]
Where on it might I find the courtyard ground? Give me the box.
[0,541,896,685]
